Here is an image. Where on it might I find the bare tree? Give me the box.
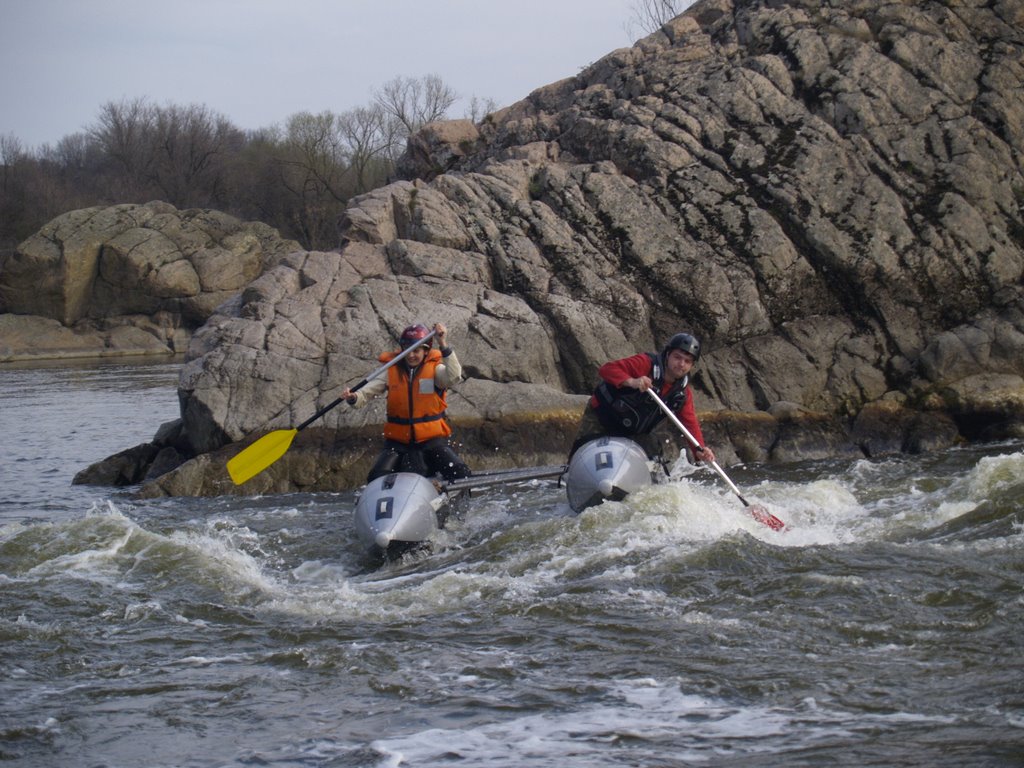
[89,97,156,198]
[373,74,458,161]
[2,73,465,251]
[225,127,289,232]
[0,133,29,251]
[36,133,103,215]
[1,133,26,168]
[48,132,93,171]
[1,133,27,201]
[146,103,240,207]
[464,95,500,123]
[282,111,348,196]
[374,74,458,133]
[627,0,695,38]
[276,111,352,249]
[337,105,391,195]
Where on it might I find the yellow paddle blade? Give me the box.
[226,428,298,485]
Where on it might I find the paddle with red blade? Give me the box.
[646,389,785,531]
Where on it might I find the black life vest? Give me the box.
[592,353,688,435]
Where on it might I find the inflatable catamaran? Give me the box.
[354,419,784,557]
[228,338,783,558]
[229,332,784,557]
[354,436,658,556]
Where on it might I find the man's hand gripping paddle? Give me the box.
[646,389,785,531]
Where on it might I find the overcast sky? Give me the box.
[1,0,695,151]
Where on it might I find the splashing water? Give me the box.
[2,363,1022,767]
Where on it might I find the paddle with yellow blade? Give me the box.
[646,389,785,531]
[226,330,437,485]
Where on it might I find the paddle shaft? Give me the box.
[226,330,439,484]
[295,330,437,431]
[441,464,567,494]
[645,388,754,507]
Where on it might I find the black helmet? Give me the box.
[663,332,700,362]
[399,323,432,349]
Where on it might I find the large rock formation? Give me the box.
[83,0,1024,495]
[0,202,301,361]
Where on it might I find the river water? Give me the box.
[1,361,1022,767]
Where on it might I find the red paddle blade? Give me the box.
[750,505,785,531]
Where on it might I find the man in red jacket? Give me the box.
[570,332,716,465]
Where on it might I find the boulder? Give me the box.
[0,202,301,360]
[396,119,482,181]
[0,312,187,362]
[71,0,1024,494]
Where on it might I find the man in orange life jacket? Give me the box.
[570,332,717,465]
[340,322,471,483]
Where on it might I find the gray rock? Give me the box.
[0,202,301,358]
[397,119,482,181]
[59,1,1024,493]
[0,312,188,362]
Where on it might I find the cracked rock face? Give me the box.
[64,0,1024,494]
[0,202,301,361]
[184,1,1022,449]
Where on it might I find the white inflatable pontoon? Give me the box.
[564,436,657,513]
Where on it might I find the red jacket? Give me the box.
[590,353,706,447]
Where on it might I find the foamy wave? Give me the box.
[967,450,1024,498]
[367,676,958,766]
[9,501,289,604]
[262,480,799,623]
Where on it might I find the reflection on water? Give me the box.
[0,360,181,521]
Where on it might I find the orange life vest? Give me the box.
[379,348,452,444]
